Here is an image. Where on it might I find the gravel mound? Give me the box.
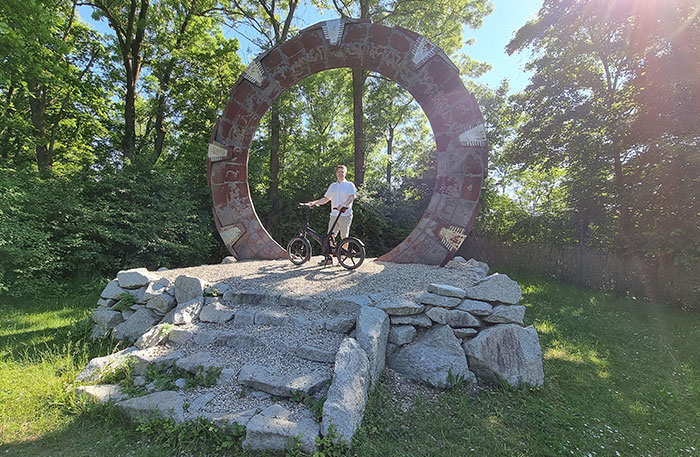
[157,257,483,300]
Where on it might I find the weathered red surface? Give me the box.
[208,20,488,264]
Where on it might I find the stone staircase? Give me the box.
[79,284,376,454]
[77,260,545,454]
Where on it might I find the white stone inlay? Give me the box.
[220,225,243,249]
[412,37,436,66]
[242,60,265,86]
[459,123,487,147]
[439,225,467,251]
[207,141,228,161]
[322,19,345,46]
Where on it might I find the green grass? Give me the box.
[1,274,699,456]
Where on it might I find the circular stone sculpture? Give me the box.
[208,19,488,265]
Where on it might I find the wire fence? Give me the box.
[458,236,699,310]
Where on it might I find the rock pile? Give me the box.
[78,259,543,453]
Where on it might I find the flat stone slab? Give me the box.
[187,392,216,414]
[118,268,159,289]
[326,295,371,315]
[390,313,433,327]
[415,292,461,308]
[75,384,126,403]
[374,296,424,316]
[323,315,356,333]
[232,309,255,327]
[91,308,124,328]
[175,351,219,374]
[238,364,330,398]
[77,347,138,383]
[453,328,478,339]
[254,309,290,326]
[464,273,522,304]
[100,279,127,300]
[174,275,206,304]
[484,305,526,325]
[135,324,170,349]
[116,390,185,423]
[202,408,257,428]
[162,298,203,325]
[243,404,319,454]
[426,307,480,327]
[146,292,176,315]
[457,299,493,316]
[199,301,235,324]
[132,348,183,375]
[216,331,265,349]
[294,344,336,363]
[427,283,467,298]
[168,327,194,344]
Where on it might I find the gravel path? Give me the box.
[157,257,484,300]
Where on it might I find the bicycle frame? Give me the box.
[298,204,344,258]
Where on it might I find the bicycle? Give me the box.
[286,203,366,270]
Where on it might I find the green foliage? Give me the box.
[443,369,467,389]
[0,166,219,296]
[111,293,136,312]
[313,424,349,457]
[290,390,326,422]
[100,360,222,398]
[95,356,136,386]
[500,0,700,267]
[135,415,241,453]
[158,323,174,337]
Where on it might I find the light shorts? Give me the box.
[328,214,353,240]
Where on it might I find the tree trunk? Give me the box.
[27,80,51,177]
[386,125,393,186]
[267,101,281,234]
[123,74,138,161]
[352,68,366,186]
[153,65,173,162]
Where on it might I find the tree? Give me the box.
[81,0,150,161]
[0,0,110,176]
[143,0,241,166]
[222,0,299,234]
[506,0,645,251]
[317,0,493,187]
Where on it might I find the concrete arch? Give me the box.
[208,19,487,265]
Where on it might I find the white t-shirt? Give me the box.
[324,180,357,216]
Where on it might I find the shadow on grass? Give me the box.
[0,402,274,457]
[0,290,116,363]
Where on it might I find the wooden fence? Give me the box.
[457,236,699,310]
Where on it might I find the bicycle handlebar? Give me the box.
[298,203,347,213]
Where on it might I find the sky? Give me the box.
[78,0,543,93]
[462,0,542,92]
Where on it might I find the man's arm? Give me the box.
[339,194,355,209]
[308,196,330,207]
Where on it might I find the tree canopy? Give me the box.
[0,0,697,301]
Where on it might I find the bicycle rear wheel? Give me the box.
[336,237,365,270]
[287,236,311,265]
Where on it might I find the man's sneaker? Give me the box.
[318,257,333,266]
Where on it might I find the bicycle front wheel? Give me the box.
[287,236,311,265]
[336,237,365,270]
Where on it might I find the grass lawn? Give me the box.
[1,273,698,456]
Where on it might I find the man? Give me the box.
[307,165,357,265]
